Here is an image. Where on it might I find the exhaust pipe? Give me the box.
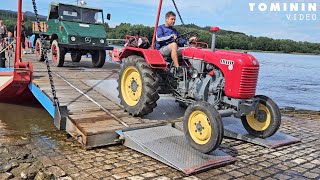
[218,109,235,117]
[210,27,220,51]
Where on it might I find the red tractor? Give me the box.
[116,0,281,153]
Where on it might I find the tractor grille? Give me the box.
[239,66,259,97]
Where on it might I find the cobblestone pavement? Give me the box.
[1,112,319,180]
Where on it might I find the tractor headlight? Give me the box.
[100,39,105,44]
[252,59,258,65]
[71,36,76,42]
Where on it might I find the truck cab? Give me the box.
[34,2,113,67]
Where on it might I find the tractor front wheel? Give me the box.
[36,39,44,61]
[51,40,65,67]
[183,101,223,154]
[92,50,106,67]
[241,95,281,138]
[117,55,159,116]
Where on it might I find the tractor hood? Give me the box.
[61,21,106,38]
[182,47,260,99]
[182,48,259,67]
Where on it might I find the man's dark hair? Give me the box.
[165,11,176,19]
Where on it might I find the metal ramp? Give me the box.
[84,79,301,149]
[222,117,301,148]
[118,126,236,174]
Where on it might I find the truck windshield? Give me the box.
[59,5,103,24]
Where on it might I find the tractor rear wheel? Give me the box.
[183,101,223,154]
[36,39,44,61]
[118,55,160,116]
[92,50,106,67]
[241,95,281,138]
[51,40,65,67]
[71,52,81,62]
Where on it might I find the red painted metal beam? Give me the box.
[15,0,22,64]
[151,0,163,49]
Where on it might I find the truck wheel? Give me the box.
[36,39,44,61]
[92,50,106,67]
[51,40,65,67]
[71,52,81,62]
[117,55,160,116]
[184,101,223,154]
[241,95,281,138]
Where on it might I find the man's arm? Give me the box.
[156,26,172,42]
[175,30,186,45]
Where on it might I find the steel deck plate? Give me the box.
[85,79,300,148]
[222,117,301,148]
[121,126,236,174]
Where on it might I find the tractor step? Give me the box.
[222,117,301,148]
[118,126,236,174]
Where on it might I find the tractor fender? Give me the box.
[119,47,167,69]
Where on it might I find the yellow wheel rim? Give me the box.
[121,66,142,106]
[246,104,271,131]
[188,110,212,145]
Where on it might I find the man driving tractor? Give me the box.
[155,11,197,68]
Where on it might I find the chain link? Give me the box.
[172,0,185,26]
[171,0,190,39]
[32,0,60,107]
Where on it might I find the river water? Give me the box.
[251,52,320,111]
[0,102,56,137]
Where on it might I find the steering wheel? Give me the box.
[177,31,198,46]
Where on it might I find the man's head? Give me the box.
[0,20,3,26]
[165,11,176,27]
[8,31,12,37]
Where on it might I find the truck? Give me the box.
[33,2,113,67]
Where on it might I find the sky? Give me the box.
[1,0,320,43]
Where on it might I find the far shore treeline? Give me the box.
[1,9,320,54]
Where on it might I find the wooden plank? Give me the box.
[24,54,175,148]
[69,111,108,119]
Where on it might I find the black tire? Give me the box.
[241,95,281,138]
[71,52,81,62]
[51,40,65,67]
[183,101,223,154]
[117,55,160,116]
[36,39,44,61]
[92,50,106,67]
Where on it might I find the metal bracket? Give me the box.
[54,105,68,130]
